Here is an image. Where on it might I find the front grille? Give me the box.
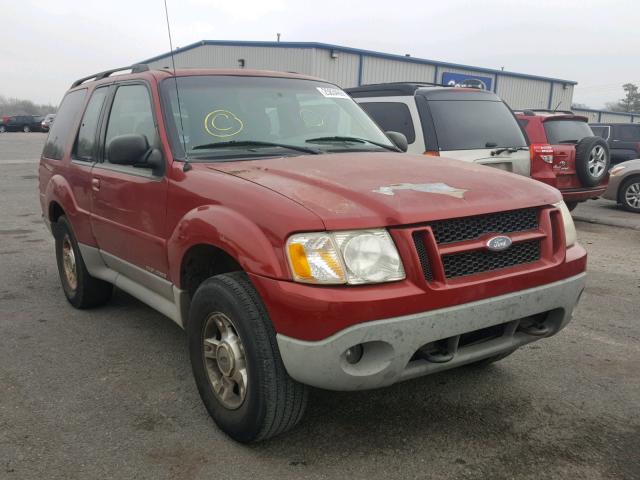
[429,208,538,244]
[442,240,541,278]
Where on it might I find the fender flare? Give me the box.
[167,204,289,287]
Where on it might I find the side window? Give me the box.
[359,102,416,143]
[105,84,156,163]
[517,119,529,129]
[42,89,87,160]
[617,125,640,141]
[73,87,108,161]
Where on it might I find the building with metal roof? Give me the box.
[141,40,578,111]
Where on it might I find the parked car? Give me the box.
[346,83,531,177]
[590,123,640,165]
[40,65,586,442]
[0,115,44,133]
[602,159,640,212]
[515,110,610,210]
[41,113,56,132]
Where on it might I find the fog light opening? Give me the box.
[344,344,364,364]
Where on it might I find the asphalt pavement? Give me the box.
[0,133,638,480]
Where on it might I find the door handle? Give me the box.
[91,178,100,191]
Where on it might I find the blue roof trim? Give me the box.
[140,40,578,85]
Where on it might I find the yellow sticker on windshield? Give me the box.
[204,110,244,137]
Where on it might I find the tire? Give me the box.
[619,176,640,213]
[23,125,30,133]
[566,201,579,212]
[574,136,610,187]
[188,272,308,443]
[468,349,516,367]
[54,216,113,308]
[0,125,6,133]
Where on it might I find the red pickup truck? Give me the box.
[39,66,587,442]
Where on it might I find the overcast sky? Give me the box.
[2,0,638,109]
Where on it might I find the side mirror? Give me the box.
[107,134,163,171]
[385,131,408,152]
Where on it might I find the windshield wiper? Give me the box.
[558,139,579,144]
[305,136,399,152]
[192,140,320,155]
[490,146,529,156]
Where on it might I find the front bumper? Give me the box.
[276,273,586,391]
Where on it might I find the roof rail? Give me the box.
[71,64,150,88]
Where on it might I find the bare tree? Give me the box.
[0,95,57,117]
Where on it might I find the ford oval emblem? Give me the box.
[486,235,512,251]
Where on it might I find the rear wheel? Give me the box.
[23,125,30,133]
[619,176,640,213]
[54,216,113,308]
[0,125,6,133]
[188,272,308,442]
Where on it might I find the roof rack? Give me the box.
[71,64,150,88]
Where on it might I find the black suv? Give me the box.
[590,123,640,165]
[0,115,44,133]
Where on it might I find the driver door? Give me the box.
[90,82,169,279]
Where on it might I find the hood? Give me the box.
[210,152,560,230]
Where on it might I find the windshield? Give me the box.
[544,120,593,144]
[428,100,527,151]
[160,75,394,160]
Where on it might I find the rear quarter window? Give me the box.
[358,102,416,143]
[590,125,610,140]
[42,89,87,160]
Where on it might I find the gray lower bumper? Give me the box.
[277,273,586,391]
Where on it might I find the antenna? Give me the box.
[552,100,562,113]
[162,0,190,171]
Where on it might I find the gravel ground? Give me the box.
[0,133,639,480]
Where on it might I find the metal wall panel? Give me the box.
[145,44,359,87]
[497,76,551,110]
[600,112,638,123]
[311,49,360,87]
[550,82,573,111]
[573,109,600,122]
[361,57,436,86]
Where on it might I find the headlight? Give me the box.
[286,229,405,285]
[609,165,626,176]
[553,201,576,247]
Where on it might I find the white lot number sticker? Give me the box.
[317,87,350,99]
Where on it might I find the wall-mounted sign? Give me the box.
[442,72,493,91]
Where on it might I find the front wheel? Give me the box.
[188,272,308,442]
[619,176,640,213]
[0,125,6,133]
[23,125,30,133]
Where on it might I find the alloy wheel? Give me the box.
[61,234,78,291]
[624,181,640,209]
[202,312,248,410]
[587,145,607,177]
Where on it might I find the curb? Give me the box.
[572,215,640,231]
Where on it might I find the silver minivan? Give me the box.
[347,83,531,177]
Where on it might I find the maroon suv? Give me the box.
[515,110,610,210]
